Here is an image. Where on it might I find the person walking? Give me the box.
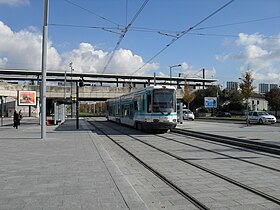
[13,110,19,129]
[18,110,23,125]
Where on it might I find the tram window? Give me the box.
[134,100,138,111]
[114,104,118,115]
[121,105,124,117]
[153,90,175,113]
[134,96,141,111]
[142,95,145,111]
[138,99,141,111]
[117,104,120,115]
[111,103,113,115]
[124,104,130,117]
[147,94,152,113]
[130,104,133,118]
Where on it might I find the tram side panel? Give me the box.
[106,86,177,132]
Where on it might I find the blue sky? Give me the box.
[0,0,279,88]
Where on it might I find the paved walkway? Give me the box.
[177,119,280,146]
[0,118,147,210]
[1,117,279,210]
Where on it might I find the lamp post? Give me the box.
[239,77,249,125]
[0,96,3,127]
[69,62,74,118]
[64,70,66,100]
[40,0,49,139]
[170,64,181,84]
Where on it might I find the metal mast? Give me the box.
[41,0,49,139]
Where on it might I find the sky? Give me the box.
[0,0,279,89]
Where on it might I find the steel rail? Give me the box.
[89,119,280,206]
[89,120,210,210]
[171,128,280,155]
[158,133,280,172]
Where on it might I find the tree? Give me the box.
[183,81,195,109]
[191,85,220,113]
[265,88,280,117]
[239,71,254,124]
[239,71,254,109]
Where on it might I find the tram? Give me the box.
[106,85,177,133]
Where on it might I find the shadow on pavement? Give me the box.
[54,119,90,131]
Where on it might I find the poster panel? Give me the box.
[18,91,36,106]
[204,97,217,108]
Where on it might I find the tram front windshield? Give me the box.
[153,89,176,113]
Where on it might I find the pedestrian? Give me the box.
[18,110,23,125]
[13,110,19,129]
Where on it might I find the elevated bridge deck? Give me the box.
[0,82,185,101]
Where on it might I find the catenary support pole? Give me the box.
[40,0,49,139]
[76,82,79,129]
[0,96,3,127]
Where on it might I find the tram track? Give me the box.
[88,118,280,208]
[158,132,280,173]
[88,119,209,210]
[171,128,280,155]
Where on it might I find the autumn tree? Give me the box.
[80,103,90,113]
[183,81,195,109]
[239,71,254,111]
[265,88,280,117]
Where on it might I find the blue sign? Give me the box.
[204,97,217,108]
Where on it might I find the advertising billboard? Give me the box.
[18,91,37,106]
[204,97,217,108]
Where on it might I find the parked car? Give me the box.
[216,112,231,117]
[183,109,195,120]
[247,111,276,124]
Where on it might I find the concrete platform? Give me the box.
[177,119,280,146]
[0,118,147,210]
[1,117,280,210]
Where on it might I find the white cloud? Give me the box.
[0,57,8,66]
[217,32,280,84]
[244,45,269,59]
[162,61,216,80]
[61,43,158,75]
[157,72,166,76]
[181,62,216,79]
[0,21,158,75]
[254,71,279,82]
[0,21,61,70]
[0,0,29,6]
[215,54,230,62]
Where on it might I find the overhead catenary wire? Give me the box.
[48,22,280,40]
[159,31,280,40]
[50,14,280,36]
[53,1,278,77]
[131,0,235,75]
[48,23,122,35]
[63,0,121,27]
[194,15,280,31]
[102,0,150,74]
[128,15,280,34]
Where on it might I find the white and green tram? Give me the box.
[106,85,177,133]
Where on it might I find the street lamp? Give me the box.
[170,64,181,84]
[69,62,74,118]
[239,77,249,125]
